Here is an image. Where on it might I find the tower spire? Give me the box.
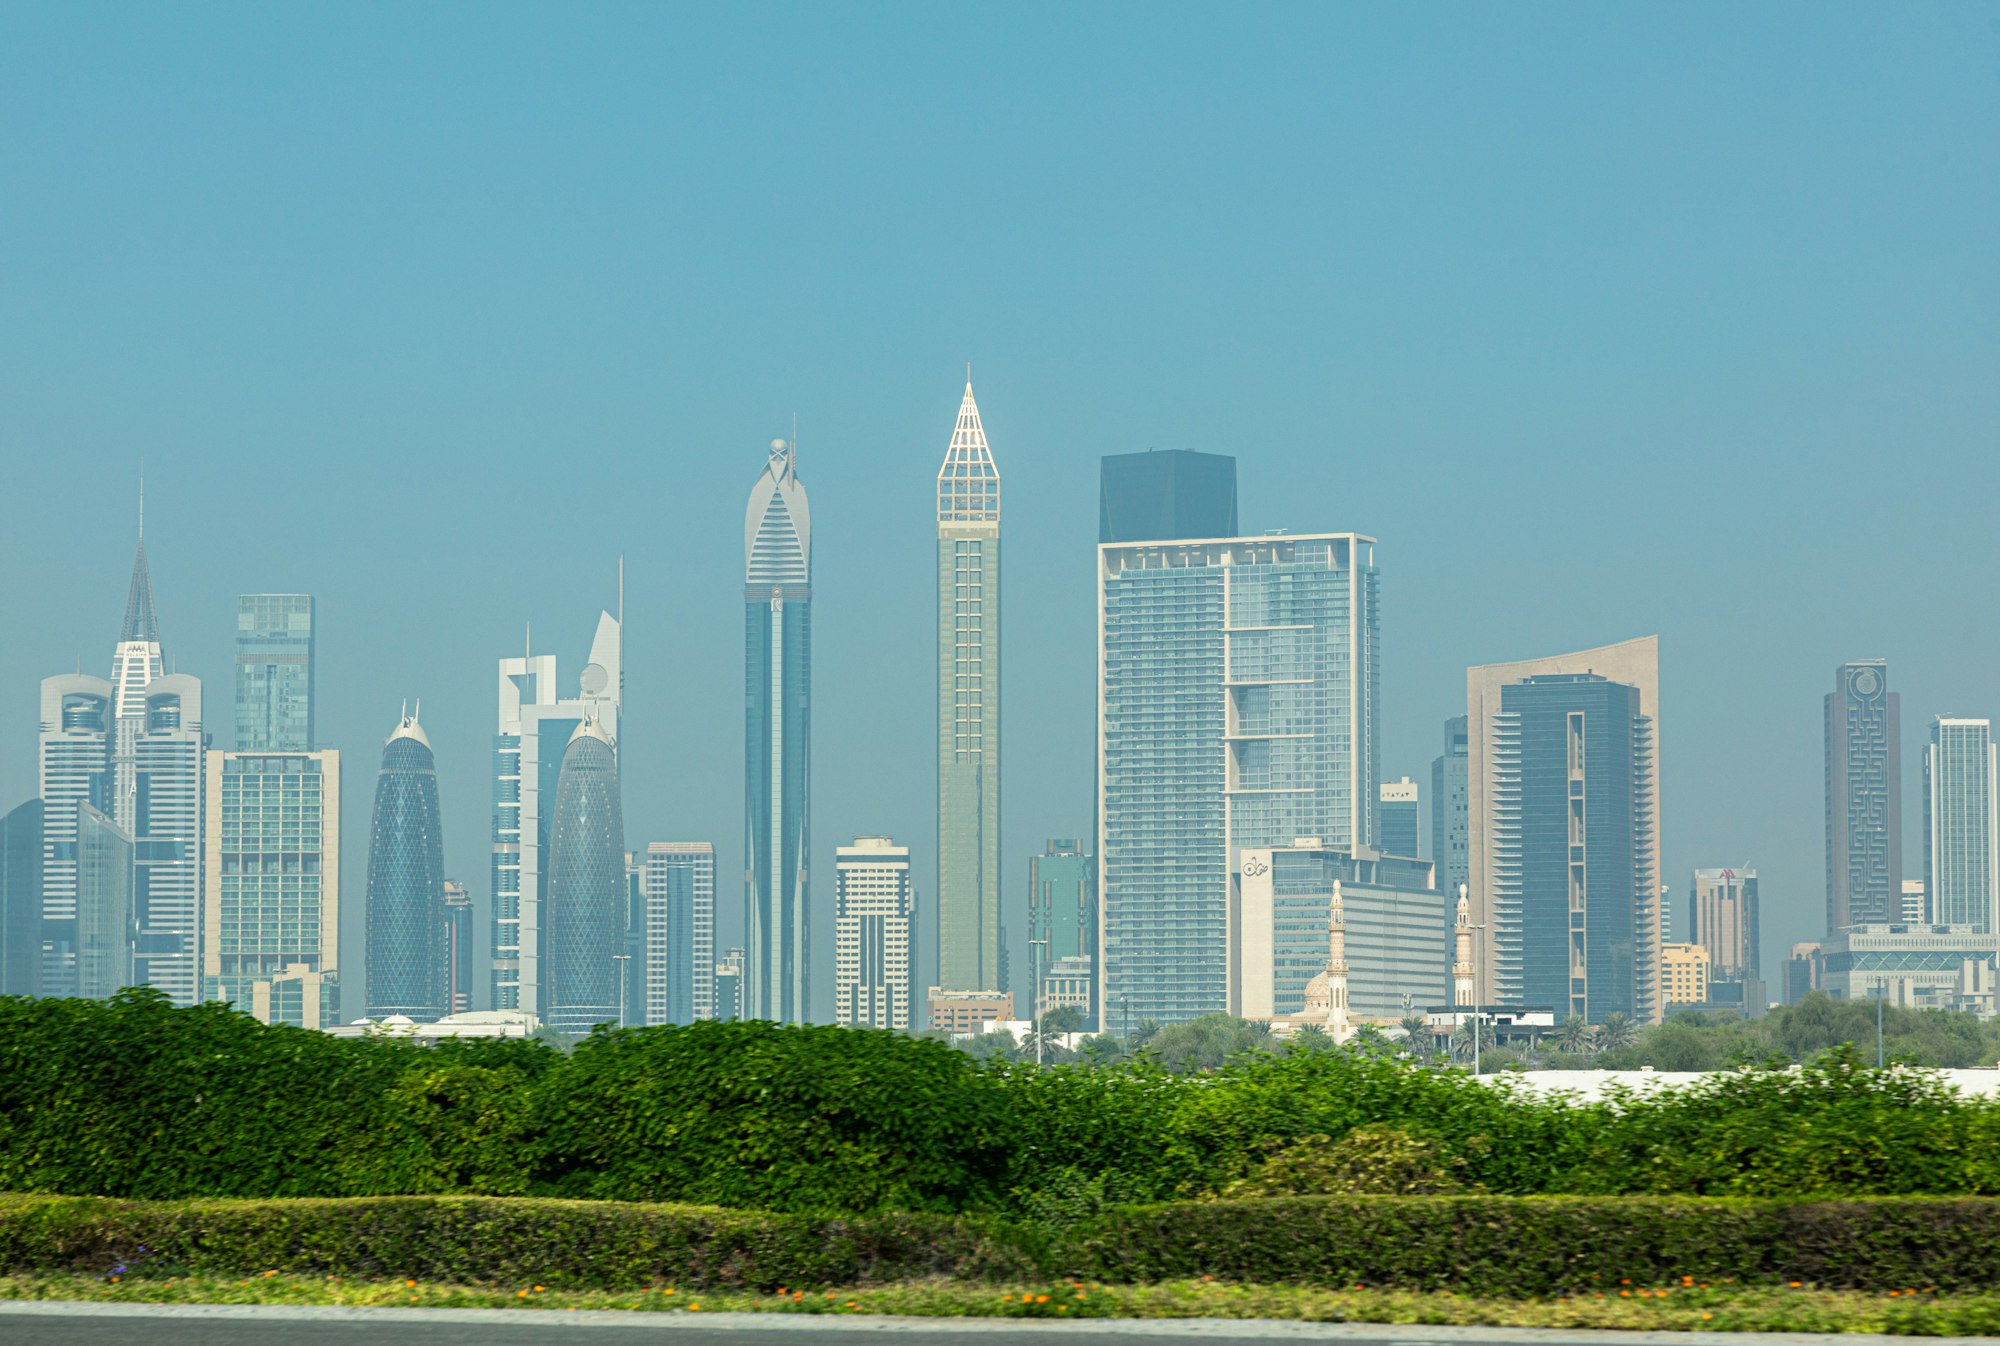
[120,512,161,646]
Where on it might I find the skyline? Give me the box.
[3,6,1998,1017]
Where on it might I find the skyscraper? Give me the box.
[1027,839,1094,1020]
[713,948,745,1021]
[235,595,316,752]
[364,709,447,1021]
[204,750,340,1028]
[744,438,811,1023]
[1098,532,1379,1024]
[639,842,716,1025]
[1468,637,1663,1023]
[1925,718,1998,934]
[835,836,915,1030]
[1098,450,1238,544]
[490,606,622,1014]
[1379,778,1420,857]
[1691,867,1759,980]
[442,879,472,1014]
[544,720,625,1037]
[1825,661,1901,932]
[935,381,1002,1015]
[132,674,205,1005]
[75,802,133,999]
[0,800,41,997]
[1475,667,1660,1023]
[37,674,112,995]
[109,520,165,834]
[1431,716,1470,907]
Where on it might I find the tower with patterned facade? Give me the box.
[744,438,812,1023]
[935,380,1003,1017]
[365,708,447,1021]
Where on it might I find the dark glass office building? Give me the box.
[546,720,625,1036]
[1826,661,1901,932]
[364,712,447,1021]
[1098,449,1238,544]
[1489,673,1656,1023]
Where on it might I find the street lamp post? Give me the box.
[1876,979,1886,1069]
[1028,937,1049,1065]
[612,953,631,1029]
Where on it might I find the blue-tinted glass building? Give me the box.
[641,842,715,1025]
[744,439,811,1023]
[1490,673,1656,1022]
[364,711,448,1021]
[1026,839,1094,1019]
[75,802,133,999]
[1097,533,1379,1025]
[1430,716,1470,902]
[1379,779,1420,858]
[545,720,625,1036]
[1098,450,1238,544]
[1,800,43,997]
[235,595,315,752]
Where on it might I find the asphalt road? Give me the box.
[2,1304,1991,1346]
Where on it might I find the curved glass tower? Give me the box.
[546,719,625,1035]
[744,437,811,1023]
[364,709,446,1020]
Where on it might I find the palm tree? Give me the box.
[1289,1023,1334,1052]
[1554,1015,1594,1055]
[1398,1013,1433,1060]
[1596,1011,1638,1053]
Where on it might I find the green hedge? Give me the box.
[10,1194,2000,1295]
[1071,1195,2000,1294]
[0,1196,1035,1290]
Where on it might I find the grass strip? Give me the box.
[7,1273,2000,1335]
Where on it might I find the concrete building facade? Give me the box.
[836,836,915,1031]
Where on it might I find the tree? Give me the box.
[1143,1013,1275,1072]
[1397,1012,1434,1059]
[1449,1018,1496,1066]
[1596,1011,1637,1053]
[1289,1023,1335,1053]
[1553,1015,1594,1055]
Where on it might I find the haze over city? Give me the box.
[3,4,1997,1019]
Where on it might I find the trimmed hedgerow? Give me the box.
[0,1195,1035,1290]
[11,1194,2000,1296]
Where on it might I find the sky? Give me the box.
[2,3,1997,1018]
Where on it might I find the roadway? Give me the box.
[1,1303,1991,1346]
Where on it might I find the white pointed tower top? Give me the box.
[745,436,811,587]
[937,379,999,526]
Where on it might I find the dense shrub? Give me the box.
[527,1019,1010,1213]
[15,992,2000,1213]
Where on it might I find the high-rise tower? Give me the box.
[545,719,625,1036]
[490,604,621,1014]
[1825,661,1901,933]
[364,708,448,1021]
[37,675,112,995]
[744,437,811,1023]
[935,381,1002,1014]
[1925,718,1998,933]
[235,595,316,752]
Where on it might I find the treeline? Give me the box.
[12,989,2000,1214]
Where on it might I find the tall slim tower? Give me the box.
[1925,718,1998,933]
[364,708,448,1021]
[132,674,206,1005]
[110,514,166,832]
[835,835,916,1030]
[235,595,316,751]
[1825,661,1901,933]
[490,606,621,1014]
[935,380,1002,1011]
[744,437,812,1023]
[37,675,112,995]
[639,842,716,1025]
[544,719,625,1036]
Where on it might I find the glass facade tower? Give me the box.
[1925,718,1998,934]
[936,382,1002,1003]
[639,842,715,1025]
[75,802,134,999]
[132,675,206,1006]
[490,608,621,1015]
[1027,839,1094,1020]
[37,674,112,996]
[235,595,315,752]
[0,800,42,997]
[365,711,448,1020]
[1097,532,1379,1025]
[204,751,340,1028]
[1826,661,1902,932]
[1488,673,1657,1023]
[1098,450,1238,544]
[1431,716,1470,902]
[743,438,812,1023]
[544,720,625,1036]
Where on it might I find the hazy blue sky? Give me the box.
[3,3,1997,1015]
